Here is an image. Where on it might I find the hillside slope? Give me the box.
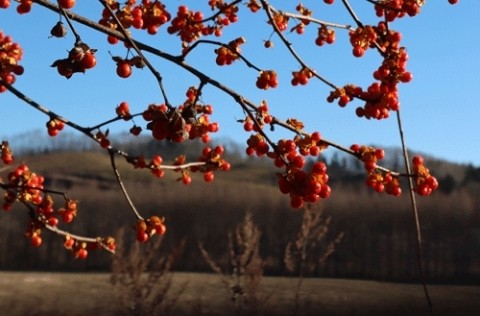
[0,147,479,283]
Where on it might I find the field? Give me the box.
[0,272,479,316]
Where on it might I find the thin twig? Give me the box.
[108,150,144,221]
[59,6,82,44]
[259,0,338,90]
[275,11,353,31]
[182,39,263,72]
[27,0,406,177]
[341,0,364,27]
[199,0,243,23]
[396,110,433,315]
[22,201,115,253]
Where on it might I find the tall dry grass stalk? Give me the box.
[199,212,267,315]
[284,204,343,315]
[110,227,186,316]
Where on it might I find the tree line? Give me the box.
[0,136,478,284]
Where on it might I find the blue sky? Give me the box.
[1,1,480,166]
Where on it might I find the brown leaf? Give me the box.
[286,118,304,130]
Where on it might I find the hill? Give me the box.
[0,135,479,284]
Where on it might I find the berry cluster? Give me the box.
[99,1,171,37]
[412,155,438,196]
[172,155,193,185]
[95,131,111,148]
[243,101,273,132]
[295,3,312,21]
[46,118,65,137]
[208,0,239,25]
[57,199,78,224]
[0,159,116,257]
[374,0,423,22]
[293,131,325,157]
[142,144,229,185]
[64,236,115,259]
[315,25,335,46]
[191,145,231,183]
[1,141,13,165]
[366,172,402,196]
[136,216,166,243]
[350,144,385,173]
[66,239,89,259]
[26,220,43,247]
[268,132,326,170]
[143,87,219,143]
[147,154,164,178]
[115,101,132,120]
[35,196,79,228]
[256,70,279,90]
[35,196,57,226]
[167,5,206,43]
[278,161,331,209]
[246,134,270,157]
[214,37,245,66]
[2,164,45,210]
[291,3,312,35]
[349,25,377,58]
[26,219,107,258]
[0,31,24,93]
[270,12,289,32]
[246,0,261,13]
[329,22,411,120]
[243,122,330,208]
[51,43,97,79]
[291,68,314,86]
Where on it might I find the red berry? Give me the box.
[81,51,96,69]
[75,248,88,259]
[290,195,304,209]
[58,0,75,9]
[63,210,74,223]
[375,149,385,160]
[182,175,192,185]
[412,155,424,166]
[203,172,214,182]
[64,238,75,249]
[30,235,42,247]
[116,62,132,78]
[352,46,365,57]
[16,1,31,14]
[137,231,149,243]
[47,217,59,226]
[0,0,10,9]
[107,35,119,45]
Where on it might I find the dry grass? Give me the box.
[110,228,186,316]
[199,213,267,315]
[0,272,479,316]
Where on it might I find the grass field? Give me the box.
[0,272,479,315]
